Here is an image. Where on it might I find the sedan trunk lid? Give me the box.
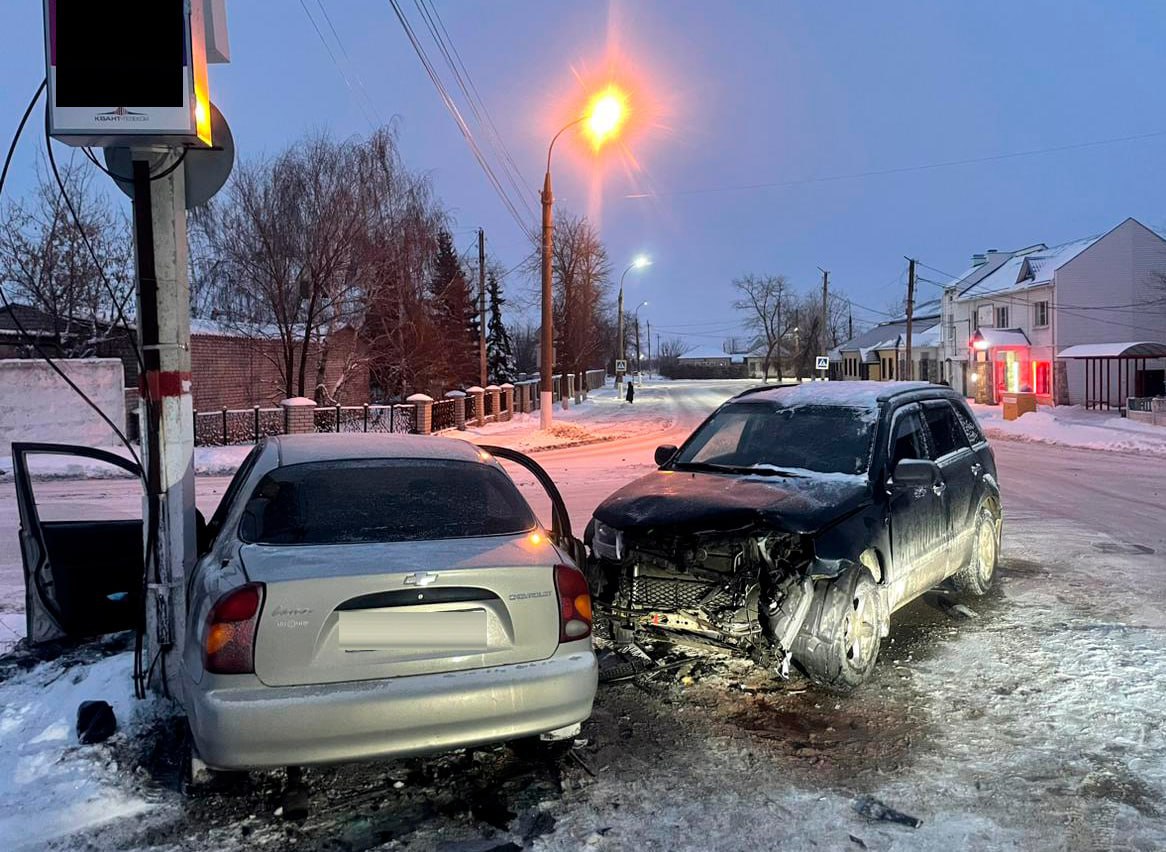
[242,533,562,687]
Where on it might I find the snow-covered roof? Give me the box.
[910,324,942,349]
[957,235,1099,301]
[677,346,733,361]
[1057,341,1166,359]
[970,327,1031,349]
[736,380,934,409]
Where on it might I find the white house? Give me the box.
[940,218,1166,406]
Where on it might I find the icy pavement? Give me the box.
[1,380,1164,849]
[971,402,1166,458]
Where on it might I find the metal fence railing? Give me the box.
[464,395,477,422]
[1128,396,1154,413]
[483,392,494,418]
[314,404,416,434]
[194,407,284,447]
[431,398,458,432]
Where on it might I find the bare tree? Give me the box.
[511,322,539,375]
[656,336,694,378]
[733,273,796,381]
[527,211,614,387]
[200,129,448,402]
[0,156,133,354]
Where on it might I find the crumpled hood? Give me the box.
[592,469,872,536]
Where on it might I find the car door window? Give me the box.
[951,399,986,446]
[923,402,970,461]
[889,407,927,469]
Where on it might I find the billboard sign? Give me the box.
[44,0,211,147]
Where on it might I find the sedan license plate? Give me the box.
[338,609,487,650]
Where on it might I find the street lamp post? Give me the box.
[616,256,650,389]
[540,87,629,429]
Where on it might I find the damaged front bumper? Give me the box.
[592,527,819,676]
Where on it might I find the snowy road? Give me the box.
[1,380,1165,850]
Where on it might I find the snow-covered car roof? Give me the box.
[270,433,487,467]
[733,381,936,408]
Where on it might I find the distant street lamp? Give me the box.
[617,256,651,387]
[540,86,629,429]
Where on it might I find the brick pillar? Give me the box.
[500,383,514,421]
[445,390,468,430]
[485,385,501,422]
[573,372,583,405]
[281,396,317,434]
[407,393,433,435]
[562,374,573,410]
[467,386,486,426]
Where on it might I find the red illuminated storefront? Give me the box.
[969,328,1052,405]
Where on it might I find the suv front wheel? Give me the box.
[952,504,1000,596]
[794,567,886,693]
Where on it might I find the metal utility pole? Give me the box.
[132,151,195,692]
[478,228,487,387]
[848,301,853,340]
[617,286,625,388]
[646,319,652,377]
[818,267,829,350]
[905,257,917,381]
[540,170,554,428]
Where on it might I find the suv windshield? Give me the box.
[674,402,876,475]
[239,458,536,545]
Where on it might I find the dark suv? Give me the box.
[586,381,1001,691]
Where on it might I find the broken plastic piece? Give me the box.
[853,795,922,828]
[76,700,116,744]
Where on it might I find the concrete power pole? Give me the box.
[131,152,195,693]
[478,228,487,387]
[646,319,651,377]
[905,257,917,381]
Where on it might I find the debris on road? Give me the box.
[76,699,117,744]
[853,795,922,828]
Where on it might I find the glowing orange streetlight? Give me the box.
[539,84,631,428]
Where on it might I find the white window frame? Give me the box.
[1033,300,1049,328]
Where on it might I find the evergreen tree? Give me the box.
[428,229,478,385]
[486,269,517,384]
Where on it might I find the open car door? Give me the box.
[11,443,144,645]
[478,445,587,568]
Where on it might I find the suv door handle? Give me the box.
[932,481,946,497]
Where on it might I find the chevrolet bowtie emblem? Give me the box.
[404,572,439,586]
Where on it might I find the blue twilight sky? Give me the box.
[4,1,1166,346]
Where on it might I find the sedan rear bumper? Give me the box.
[187,643,597,770]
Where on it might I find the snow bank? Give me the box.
[0,651,152,850]
[0,443,255,481]
[971,403,1166,457]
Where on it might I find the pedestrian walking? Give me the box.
[626,381,635,404]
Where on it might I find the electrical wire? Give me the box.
[313,0,386,128]
[385,0,532,234]
[298,0,381,130]
[414,0,535,221]
[625,127,1166,199]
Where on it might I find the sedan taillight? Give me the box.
[204,583,264,674]
[554,564,592,643]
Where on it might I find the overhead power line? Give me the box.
[414,0,534,221]
[626,128,1166,199]
[385,0,532,234]
[298,0,381,129]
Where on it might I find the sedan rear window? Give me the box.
[238,459,536,545]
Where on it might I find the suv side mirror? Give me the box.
[892,458,940,488]
[654,444,678,466]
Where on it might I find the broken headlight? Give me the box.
[592,520,624,561]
